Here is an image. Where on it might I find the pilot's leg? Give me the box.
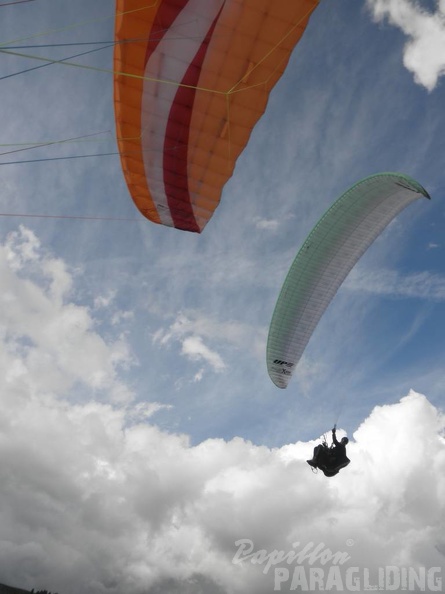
[307,445,322,467]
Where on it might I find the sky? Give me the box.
[0,0,444,593]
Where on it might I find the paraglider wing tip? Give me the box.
[391,174,431,200]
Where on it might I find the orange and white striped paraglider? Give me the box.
[114,0,319,232]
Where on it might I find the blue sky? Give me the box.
[0,1,445,593]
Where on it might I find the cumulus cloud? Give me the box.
[0,226,135,402]
[1,228,444,594]
[367,0,445,90]
[0,387,444,594]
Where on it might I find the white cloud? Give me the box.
[152,311,265,376]
[181,335,226,373]
[0,386,444,594]
[153,312,234,346]
[125,401,173,422]
[152,314,226,378]
[94,291,116,310]
[193,368,205,382]
[0,226,135,402]
[345,266,445,300]
[0,231,444,593]
[367,0,445,90]
[254,217,280,232]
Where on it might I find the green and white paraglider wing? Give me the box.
[267,173,430,389]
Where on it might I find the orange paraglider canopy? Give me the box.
[114,0,319,232]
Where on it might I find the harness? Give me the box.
[311,425,349,476]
